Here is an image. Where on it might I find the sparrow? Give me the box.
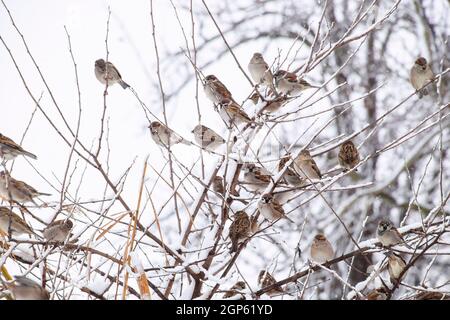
[257,193,293,222]
[377,219,408,247]
[149,121,191,147]
[217,99,252,127]
[410,57,434,98]
[229,210,252,252]
[338,140,360,171]
[0,207,34,237]
[242,163,271,192]
[203,75,234,104]
[258,270,284,296]
[277,154,305,187]
[222,281,246,299]
[212,176,239,197]
[366,287,388,300]
[6,276,50,300]
[248,53,276,92]
[385,252,407,284]
[250,92,288,114]
[274,70,318,95]
[43,219,74,242]
[294,150,322,181]
[0,133,37,161]
[94,59,129,89]
[0,171,51,204]
[310,233,334,264]
[191,125,225,151]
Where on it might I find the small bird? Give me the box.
[258,270,284,296]
[377,219,408,247]
[0,207,34,237]
[242,163,271,192]
[257,193,293,222]
[410,57,434,98]
[191,125,226,151]
[94,59,129,89]
[250,92,288,114]
[203,75,234,104]
[310,233,334,264]
[222,281,246,299]
[385,252,407,284]
[274,70,318,95]
[294,150,322,181]
[149,121,191,147]
[248,53,276,92]
[212,176,225,195]
[366,288,388,300]
[43,219,74,242]
[277,154,305,187]
[6,276,50,300]
[229,210,252,252]
[338,140,360,171]
[0,133,37,161]
[217,99,252,127]
[0,171,51,204]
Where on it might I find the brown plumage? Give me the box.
[43,219,74,242]
[277,154,305,187]
[229,211,252,252]
[386,252,407,284]
[294,150,322,181]
[0,171,51,204]
[222,281,246,299]
[0,207,34,237]
[338,140,360,171]
[0,133,37,161]
[94,59,129,89]
[258,270,284,296]
[218,99,252,126]
[242,163,272,192]
[203,75,234,104]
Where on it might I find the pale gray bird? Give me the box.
[257,193,294,222]
[248,53,276,92]
[277,154,305,187]
[94,59,129,89]
[385,252,407,284]
[7,276,50,300]
[43,219,74,242]
[310,233,334,264]
[0,207,34,237]
[294,150,322,181]
[0,133,37,161]
[191,125,226,152]
[410,57,434,98]
[0,171,51,204]
[377,219,408,247]
[149,121,191,147]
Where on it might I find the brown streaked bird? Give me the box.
[410,57,434,98]
[203,75,234,104]
[242,163,272,193]
[294,150,322,181]
[0,133,37,161]
[258,270,284,297]
[0,207,34,237]
[257,193,294,223]
[377,219,410,248]
[250,92,288,114]
[6,276,50,300]
[274,70,318,95]
[191,124,226,152]
[222,281,246,299]
[310,233,334,264]
[43,219,74,242]
[338,140,360,171]
[217,99,252,127]
[278,154,305,187]
[366,287,388,300]
[212,176,239,197]
[0,171,51,204]
[94,59,129,89]
[229,210,252,252]
[149,121,191,147]
[385,252,407,284]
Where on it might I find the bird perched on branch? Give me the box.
[0,207,35,237]
[258,193,294,222]
[0,133,37,161]
[149,121,191,147]
[43,219,74,242]
[248,53,276,93]
[94,59,129,89]
[294,150,322,182]
[203,75,235,104]
[250,92,288,114]
[0,171,51,204]
[242,163,271,193]
[6,276,50,300]
[217,99,252,128]
[338,140,360,171]
[222,281,246,299]
[385,251,407,285]
[258,270,284,297]
[191,125,226,152]
[310,233,334,264]
[229,210,252,252]
[274,70,318,95]
[277,154,305,187]
[377,219,411,248]
[410,57,434,98]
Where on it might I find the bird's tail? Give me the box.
[119,80,130,89]
[22,150,37,160]
[38,192,52,196]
